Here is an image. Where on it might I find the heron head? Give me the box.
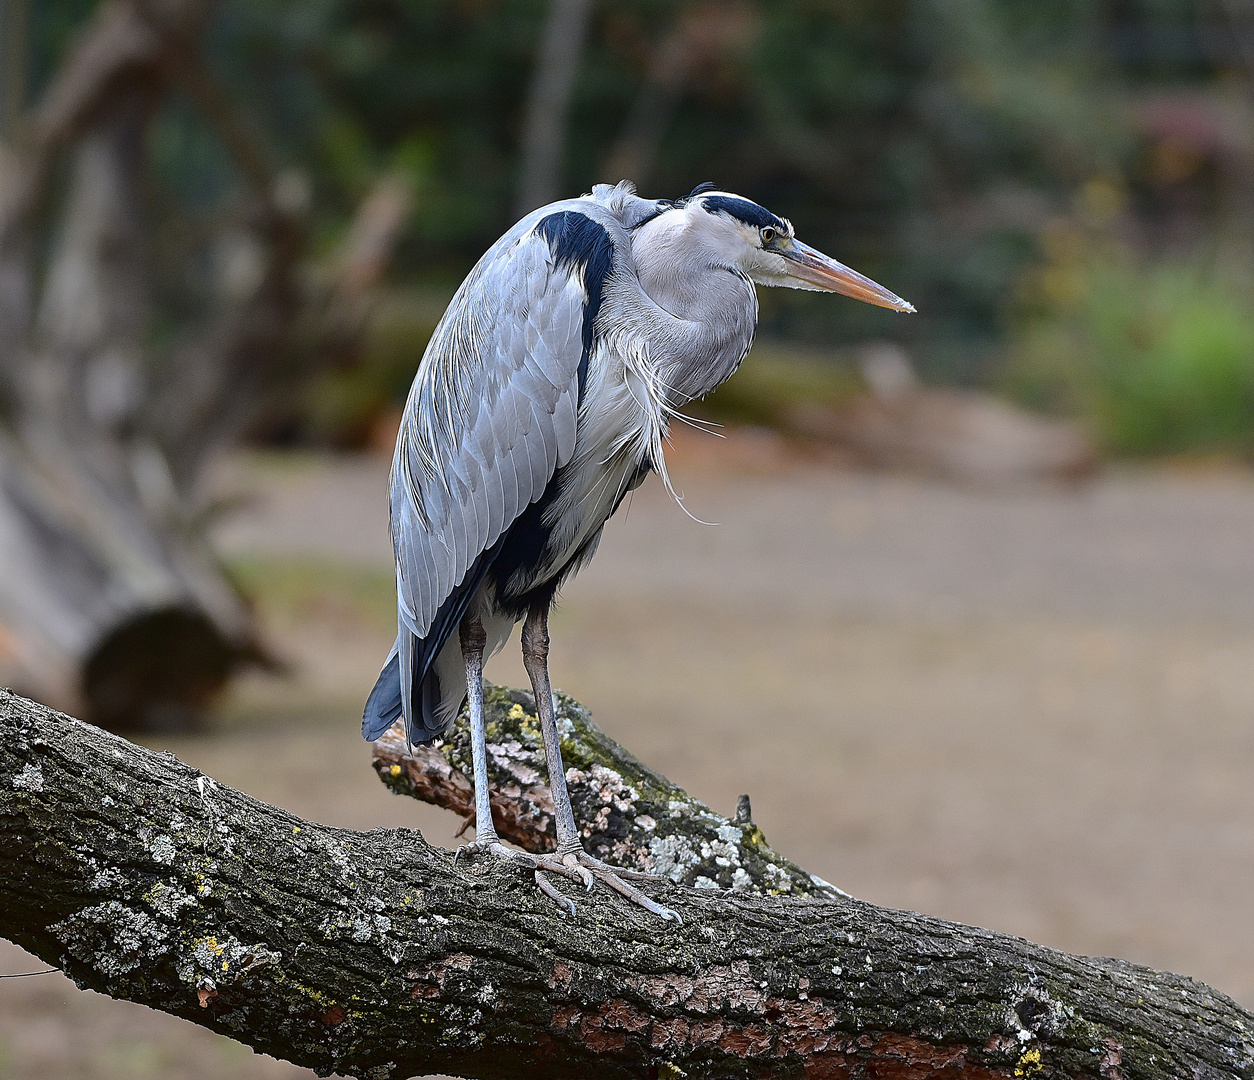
[657,185,915,313]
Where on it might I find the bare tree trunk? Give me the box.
[0,1,407,729]
[514,0,596,217]
[0,1,249,729]
[2,687,1251,1080]
[603,3,755,190]
[0,0,29,139]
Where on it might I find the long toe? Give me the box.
[578,851,673,884]
[571,849,682,922]
[590,864,682,922]
[560,852,596,892]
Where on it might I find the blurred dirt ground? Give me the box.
[3,432,1254,1078]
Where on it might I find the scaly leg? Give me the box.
[453,614,515,859]
[451,614,593,906]
[520,604,680,922]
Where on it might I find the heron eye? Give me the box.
[760,226,777,244]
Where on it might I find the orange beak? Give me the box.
[781,241,916,312]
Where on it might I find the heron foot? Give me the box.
[452,832,532,867]
[454,834,679,922]
[533,845,682,923]
[452,832,587,894]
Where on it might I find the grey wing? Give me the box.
[390,224,590,646]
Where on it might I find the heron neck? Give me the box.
[632,253,759,406]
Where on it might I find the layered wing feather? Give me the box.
[392,228,589,638]
[374,208,619,741]
[363,185,679,743]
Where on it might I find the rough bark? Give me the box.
[2,688,1251,1080]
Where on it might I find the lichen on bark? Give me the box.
[3,688,1253,1080]
[372,683,844,899]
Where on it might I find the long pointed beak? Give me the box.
[781,241,916,312]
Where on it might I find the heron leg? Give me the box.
[520,603,681,923]
[450,615,589,903]
[456,615,498,847]
[453,615,503,856]
[452,615,533,867]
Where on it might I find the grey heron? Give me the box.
[364,181,913,920]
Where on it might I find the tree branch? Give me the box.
[2,687,1251,1080]
[372,683,846,899]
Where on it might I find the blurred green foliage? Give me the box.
[225,0,1129,380]
[301,288,449,445]
[18,0,1254,453]
[1010,223,1254,455]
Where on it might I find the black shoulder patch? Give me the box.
[535,210,614,406]
[701,195,786,232]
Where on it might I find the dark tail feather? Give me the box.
[402,536,507,743]
[373,536,508,745]
[375,628,447,747]
[417,664,444,744]
[362,643,403,740]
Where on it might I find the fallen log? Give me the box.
[0,0,408,730]
[786,346,1098,485]
[2,687,1251,1080]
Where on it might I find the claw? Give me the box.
[561,853,595,892]
[452,838,493,866]
[651,902,683,924]
[536,870,577,918]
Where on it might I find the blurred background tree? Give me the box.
[8,1,1254,423]
[13,0,1247,438]
[1,0,1253,725]
[0,0,408,729]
